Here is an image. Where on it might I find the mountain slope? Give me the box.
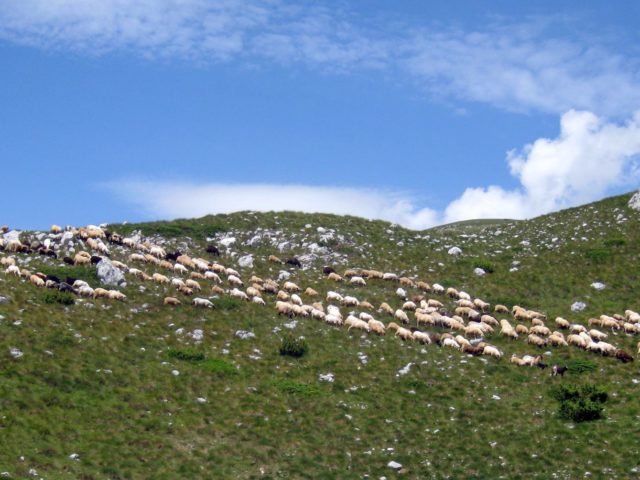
[0,192,639,479]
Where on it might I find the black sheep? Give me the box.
[323,266,336,275]
[45,275,61,284]
[286,257,302,268]
[166,251,182,261]
[63,256,75,266]
[206,245,220,256]
[615,349,634,363]
[551,365,568,376]
[91,255,103,265]
[58,282,75,293]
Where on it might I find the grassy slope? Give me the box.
[0,193,639,479]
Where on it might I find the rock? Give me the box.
[0,296,8,304]
[278,241,292,252]
[397,362,413,376]
[317,227,327,233]
[196,397,207,404]
[96,258,126,287]
[220,237,236,247]
[235,330,255,340]
[629,191,640,210]
[9,347,23,359]
[69,453,80,461]
[238,254,254,269]
[2,230,21,243]
[474,267,486,276]
[571,301,587,312]
[492,394,501,400]
[245,235,261,247]
[283,320,298,329]
[277,270,291,282]
[61,231,75,246]
[189,329,204,341]
[319,373,335,382]
[171,370,180,376]
[387,461,403,471]
[591,282,606,291]
[447,246,462,256]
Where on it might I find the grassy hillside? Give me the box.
[1,193,639,479]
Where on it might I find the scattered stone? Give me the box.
[387,461,403,471]
[397,363,413,376]
[474,267,486,276]
[237,254,254,268]
[220,237,236,247]
[235,330,255,340]
[96,258,126,287]
[590,282,605,291]
[492,394,501,400]
[69,453,80,461]
[171,370,180,376]
[277,270,291,282]
[447,246,462,256]
[628,191,640,210]
[196,397,207,404]
[319,373,335,382]
[571,302,587,312]
[9,347,23,359]
[0,296,8,304]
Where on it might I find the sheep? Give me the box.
[327,305,343,319]
[457,299,475,309]
[510,354,526,366]
[360,301,374,310]
[73,279,89,289]
[327,272,343,282]
[480,315,498,326]
[345,316,370,333]
[164,297,181,306]
[290,294,303,306]
[178,285,194,296]
[615,349,634,363]
[276,290,290,301]
[176,255,196,269]
[589,329,608,341]
[184,279,201,291]
[349,276,366,286]
[482,345,502,359]
[458,291,471,301]
[73,254,91,266]
[554,317,571,329]
[343,269,360,278]
[427,299,444,309]
[326,291,343,302]
[446,287,460,299]
[325,314,343,326]
[531,318,545,327]
[304,287,318,297]
[262,280,279,294]
[211,285,225,295]
[625,309,640,322]
[530,325,551,336]
[0,257,16,267]
[211,263,226,273]
[624,322,640,334]
[395,327,413,341]
[192,298,214,308]
[587,341,616,356]
[493,303,509,313]
[229,288,249,301]
[442,337,461,350]
[152,273,170,284]
[275,301,292,316]
[416,312,435,327]
[527,334,547,347]
[108,290,126,301]
[20,268,32,279]
[283,281,301,293]
[570,324,587,334]
[551,365,568,376]
[466,323,486,338]
[341,296,360,307]
[246,286,262,298]
[144,254,160,265]
[367,319,386,335]
[394,309,410,324]
[472,298,490,312]
[548,334,569,347]
[29,275,45,287]
[432,283,445,294]
[413,331,431,344]
[173,263,189,275]
[359,312,374,322]
[94,287,110,298]
[568,334,589,349]
[455,335,471,347]
[129,253,147,263]
[77,286,95,297]
[416,281,432,292]
[378,302,394,316]
[383,272,398,281]
[228,275,244,287]
[5,265,20,277]
[399,277,415,288]
[460,343,484,355]
[402,301,417,311]
[252,296,266,306]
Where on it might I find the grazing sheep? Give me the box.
[327,272,343,282]
[551,365,568,376]
[5,265,20,277]
[29,275,45,287]
[589,329,608,341]
[323,266,336,275]
[395,327,413,341]
[413,331,431,344]
[246,286,262,298]
[276,290,290,301]
[442,337,461,350]
[152,273,170,284]
[458,291,471,301]
[229,288,249,301]
[290,293,303,306]
[368,319,386,335]
[227,275,244,287]
[0,257,16,267]
[427,299,444,309]
[530,325,551,336]
[402,301,417,311]
[343,269,360,278]
[173,263,189,275]
[252,296,266,306]
[466,323,486,338]
[275,301,292,316]
[77,286,95,297]
[325,314,343,326]
[416,312,435,327]
[614,349,634,363]
[570,324,587,334]
[283,281,301,293]
[164,297,181,306]
[108,290,126,301]
[378,302,394,316]
[527,334,547,347]
[192,298,214,308]
[548,334,569,347]
[399,277,415,288]
[211,285,225,295]
[360,301,374,310]
[185,279,202,291]
[304,287,318,297]
[93,287,110,298]
[349,276,366,286]
[457,299,475,309]
[482,345,502,359]
[383,272,398,281]
[345,316,370,333]
[416,281,432,292]
[341,296,360,307]
[178,285,194,296]
[394,309,410,324]
[326,291,343,302]
[206,245,220,256]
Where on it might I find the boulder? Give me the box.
[2,230,21,243]
[238,254,254,269]
[629,191,640,210]
[220,237,236,248]
[96,258,126,287]
[448,246,462,256]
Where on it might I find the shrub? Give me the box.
[584,247,611,262]
[566,358,598,374]
[201,358,237,376]
[167,348,205,363]
[41,291,75,305]
[473,259,495,273]
[603,238,625,248]
[550,384,608,422]
[279,334,308,358]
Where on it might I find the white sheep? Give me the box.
[394,309,410,324]
[290,294,303,306]
[482,345,502,358]
[283,281,301,293]
[192,297,215,308]
[341,296,360,307]
[325,314,343,326]
[432,283,445,294]
[5,265,20,277]
[345,316,370,333]
[396,287,407,298]
[229,288,249,301]
[326,291,343,302]
[367,319,386,335]
[413,331,431,344]
[252,296,266,306]
[349,276,366,286]
[228,275,244,287]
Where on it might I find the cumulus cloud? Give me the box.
[1,1,639,115]
[443,110,640,223]
[107,181,440,230]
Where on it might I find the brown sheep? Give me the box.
[164,297,181,306]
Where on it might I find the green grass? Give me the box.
[0,191,639,478]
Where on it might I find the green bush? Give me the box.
[167,348,205,363]
[566,358,598,374]
[584,247,611,262]
[550,384,608,422]
[41,291,75,305]
[603,238,625,248]
[473,259,495,273]
[279,334,308,358]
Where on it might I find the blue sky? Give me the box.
[1,0,639,230]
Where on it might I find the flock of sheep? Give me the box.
[1,223,638,370]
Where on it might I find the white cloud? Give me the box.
[107,181,440,230]
[1,2,639,115]
[443,110,640,223]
